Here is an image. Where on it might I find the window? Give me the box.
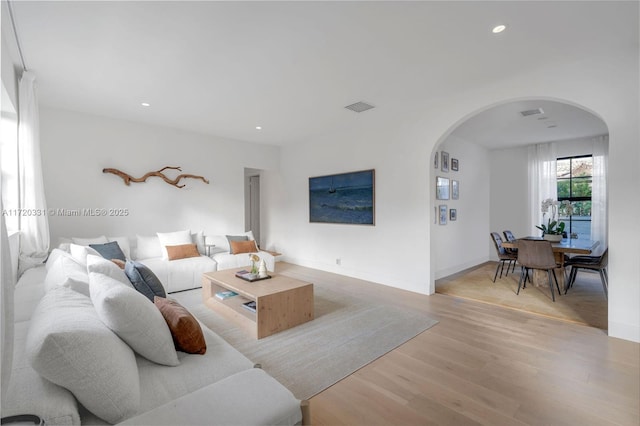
[557,155,592,239]
[1,84,19,231]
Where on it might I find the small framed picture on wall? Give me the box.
[451,180,459,200]
[450,208,457,221]
[439,205,447,225]
[451,158,459,171]
[441,152,449,172]
[436,176,450,200]
[434,151,439,169]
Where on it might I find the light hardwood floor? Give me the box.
[435,262,608,330]
[275,264,640,426]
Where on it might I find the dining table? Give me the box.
[502,237,600,290]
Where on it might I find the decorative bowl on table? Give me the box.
[543,234,563,242]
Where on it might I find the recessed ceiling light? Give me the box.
[492,24,506,34]
[141,102,150,107]
[255,126,262,130]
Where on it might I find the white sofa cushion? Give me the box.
[3,321,80,426]
[89,270,179,366]
[46,247,68,270]
[44,250,90,296]
[136,234,163,260]
[26,287,141,424]
[14,266,48,322]
[139,256,217,293]
[71,235,109,246]
[191,231,206,255]
[119,368,302,426]
[157,230,192,260]
[133,324,254,415]
[69,243,101,265]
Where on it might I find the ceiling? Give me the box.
[3,1,634,148]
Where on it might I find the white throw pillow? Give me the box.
[69,243,101,265]
[135,235,162,259]
[71,235,108,246]
[89,271,179,366]
[206,235,231,253]
[86,255,131,287]
[46,248,70,270]
[157,230,192,260]
[26,287,140,424]
[108,236,131,259]
[191,231,206,255]
[44,251,90,295]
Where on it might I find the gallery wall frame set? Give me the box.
[434,151,459,225]
[433,151,459,172]
[309,169,375,225]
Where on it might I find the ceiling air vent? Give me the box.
[519,108,544,117]
[345,101,375,113]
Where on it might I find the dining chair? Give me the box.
[502,230,518,272]
[503,230,517,243]
[516,239,562,302]
[564,248,608,299]
[490,232,517,283]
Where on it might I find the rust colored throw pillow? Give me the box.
[165,243,200,261]
[229,240,258,255]
[111,259,126,269]
[154,296,206,354]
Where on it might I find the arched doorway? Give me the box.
[429,98,609,330]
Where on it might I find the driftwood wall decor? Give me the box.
[103,166,209,188]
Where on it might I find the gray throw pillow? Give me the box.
[125,261,166,302]
[89,241,126,261]
[226,235,249,254]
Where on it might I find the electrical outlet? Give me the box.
[336,258,341,266]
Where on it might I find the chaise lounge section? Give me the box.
[3,241,306,425]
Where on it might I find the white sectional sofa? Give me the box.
[58,230,275,293]
[3,248,307,425]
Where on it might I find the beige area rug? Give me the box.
[436,262,607,329]
[173,281,438,400]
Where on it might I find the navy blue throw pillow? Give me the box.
[89,241,126,262]
[125,260,167,302]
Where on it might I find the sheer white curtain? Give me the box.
[1,198,15,402]
[528,142,557,236]
[17,71,49,275]
[591,135,608,246]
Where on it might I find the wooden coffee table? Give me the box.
[202,269,314,339]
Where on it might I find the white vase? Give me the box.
[543,234,563,242]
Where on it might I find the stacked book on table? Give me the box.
[215,290,238,300]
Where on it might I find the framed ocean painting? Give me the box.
[309,169,375,225]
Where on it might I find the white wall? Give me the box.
[264,110,431,295]
[488,145,529,256]
[40,108,279,245]
[432,136,490,278]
